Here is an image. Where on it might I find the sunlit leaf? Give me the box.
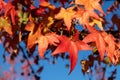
[83,31,106,61]
[39,0,56,10]
[52,35,91,74]
[45,33,59,46]
[55,7,76,30]
[38,33,59,58]
[26,16,41,49]
[74,0,104,15]
[89,18,104,30]
[102,32,119,65]
[38,36,48,58]
[0,0,6,12]
[0,17,12,35]
[47,17,54,27]
[4,3,17,25]
[18,11,29,24]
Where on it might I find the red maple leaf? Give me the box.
[0,0,6,13]
[51,35,91,74]
[30,4,45,17]
[4,2,17,25]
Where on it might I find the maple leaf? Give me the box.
[47,17,54,27]
[74,7,100,28]
[38,33,59,58]
[102,32,119,65]
[38,35,49,58]
[25,15,41,49]
[25,14,35,31]
[4,3,17,25]
[0,17,12,35]
[89,18,104,30]
[17,11,29,24]
[83,30,106,61]
[34,8,45,16]
[73,0,104,27]
[0,0,6,12]
[74,0,104,15]
[39,0,56,10]
[68,41,78,74]
[39,8,56,28]
[74,9,89,26]
[45,33,59,46]
[25,21,35,49]
[83,27,120,64]
[29,3,45,17]
[27,27,41,49]
[26,15,58,51]
[51,35,91,74]
[90,0,104,15]
[40,13,54,27]
[55,7,76,30]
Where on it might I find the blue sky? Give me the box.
[40,50,92,80]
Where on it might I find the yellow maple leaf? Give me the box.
[89,18,103,30]
[47,16,54,27]
[0,17,12,35]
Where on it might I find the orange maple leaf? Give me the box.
[25,15,42,49]
[73,7,100,28]
[27,27,41,49]
[102,32,119,65]
[51,35,91,74]
[83,30,106,61]
[38,35,49,58]
[39,0,56,10]
[75,0,104,15]
[73,0,104,28]
[38,33,59,58]
[83,27,120,64]
[55,7,76,30]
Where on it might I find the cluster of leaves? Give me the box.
[0,0,120,78]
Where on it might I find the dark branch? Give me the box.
[19,44,35,74]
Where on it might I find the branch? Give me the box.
[19,44,36,74]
